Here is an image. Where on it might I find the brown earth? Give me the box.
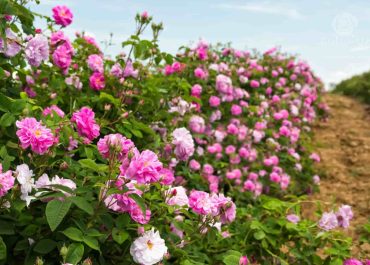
[310,93,370,256]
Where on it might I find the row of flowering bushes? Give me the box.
[0,1,367,265]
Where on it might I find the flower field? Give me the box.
[0,2,368,265]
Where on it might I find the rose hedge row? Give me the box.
[0,1,366,265]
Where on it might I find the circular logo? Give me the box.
[332,12,358,36]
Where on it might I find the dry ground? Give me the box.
[310,93,370,256]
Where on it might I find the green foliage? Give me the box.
[46,200,72,231]
[334,70,370,104]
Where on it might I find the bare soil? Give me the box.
[310,93,370,256]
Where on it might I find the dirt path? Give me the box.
[312,93,370,255]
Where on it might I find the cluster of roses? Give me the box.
[1,7,73,72]
[10,104,236,264]
[0,161,76,207]
[99,130,235,224]
[318,204,354,231]
[1,6,105,96]
[15,106,99,156]
[160,40,328,197]
[1,4,363,265]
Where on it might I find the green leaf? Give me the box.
[100,92,120,107]
[181,260,206,265]
[85,228,102,237]
[65,243,84,264]
[0,220,14,235]
[253,230,266,240]
[78,159,108,172]
[0,236,6,260]
[33,239,57,254]
[262,198,284,211]
[63,227,84,242]
[0,113,15,127]
[83,236,100,251]
[130,128,143,138]
[128,193,146,215]
[46,200,72,231]
[223,256,240,265]
[10,99,26,115]
[115,214,130,229]
[0,93,13,112]
[70,196,94,215]
[329,258,343,265]
[14,239,28,251]
[222,251,242,265]
[47,184,75,195]
[112,228,129,244]
[130,119,156,136]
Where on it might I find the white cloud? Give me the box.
[325,62,369,85]
[37,0,75,6]
[350,44,370,52]
[217,2,304,20]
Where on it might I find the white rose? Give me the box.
[130,228,167,265]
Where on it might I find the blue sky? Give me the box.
[31,0,370,87]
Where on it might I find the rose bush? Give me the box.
[0,1,366,264]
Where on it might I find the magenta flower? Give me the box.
[286,214,300,224]
[189,159,201,171]
[188,115,205,134]
[216,74,233,95]
[336,205,353,228]
[194,67,207,79]
[309,153,321,162]
[250,80,260,88]
[0,29,21,57]
[318,211,338,231]
[344,259,363,265]
[50,31,69,46]
[231,104,242,116]
[52,43,72,70]
[71,107,100,142]
[159,168,175,185]
[87,54,104,73]
[0,164,15,197]
[243,180,256,191]
[209,194,236,223]
[209,96,221,107]
[25,35,49,67]
[83,35,100,49]
[141,11,149,20]
[172,128,195,161]
[110,63,123,78]
[16,117,55,155]
[107,187,151,224]
[97,133,134,161]
[125,149,163,184]
[239,256,249,265]
[123,60,139,78]
[52,6,73,27]
[89,72,105,90]
[42,105,65,118]
[129,204,151,224]
[191,84,202,97]
[221,202,236,223]
[202,164,214,175]
[166,186,189,207]
[313,175,320,184]
[189,190,212,215]
[67,137,78,151]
